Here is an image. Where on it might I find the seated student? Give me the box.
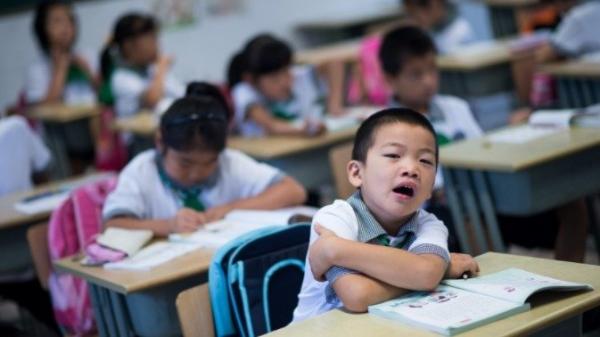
[292,108,479,320]
[0,115,51,196]
[26,0,99,105]
[102,83,306,236]
[347,0,475,105]
[100,13,185,119]
[228,34,343,137]
[380,26,589,262]
[536,0,600,62]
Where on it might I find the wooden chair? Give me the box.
[328,141,355,199]
[176,284,215,337]
[26,223,51,290]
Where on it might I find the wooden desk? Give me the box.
[54,246,212,337]
[296,38,516,98]
[481,0,540,38]
[0,173,111,275]
[26,103,100,178]
[439,126,600,254]
[539,61,600,108]
[112,111,157,137]
[264,252,600,337]
[295,8,401,45]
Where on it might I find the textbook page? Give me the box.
[103,241,199,270]
[486,124,563,144]
[443,268,592,305]
[14,190,70,215]
[96,228,153,256]
[369,285,528,336]
[169,219,273,248]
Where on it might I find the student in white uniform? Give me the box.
[26,1,99,105]
[99,13,184,120]
[0,115,51,196]
[228,34,342,137]
[103,83,306,236]
[536,0,600,62]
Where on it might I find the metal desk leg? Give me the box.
[109,291,134,337]
[472,171,505,252]
[455,170,489,253]
[88,284,117,337]
[443,168,473,254]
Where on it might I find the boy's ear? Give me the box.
[346,160,363,188]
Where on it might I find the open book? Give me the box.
[369,268,592,336]
[529,108,600,129]
[169,206,317,248]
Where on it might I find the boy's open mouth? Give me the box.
[393,184,415,198]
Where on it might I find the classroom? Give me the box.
[1,0,600,336]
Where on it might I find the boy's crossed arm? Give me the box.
[310,224,479,312]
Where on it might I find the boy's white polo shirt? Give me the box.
[102,148,283,221]
[292,192,450,323]
[552,1,600,57]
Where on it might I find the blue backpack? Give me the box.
[209,224,311,337]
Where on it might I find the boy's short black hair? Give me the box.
[160,96,228,153]
[33,1,76,54]
[352,108,438,165]
[378,25,437,77]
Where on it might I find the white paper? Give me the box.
[486,125,562,144]
[225,206,317,225]
[14,190,70,215]
[103,242,200,270]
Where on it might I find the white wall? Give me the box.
[0,0,490,111]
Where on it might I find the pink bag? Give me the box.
[530,72,556,108]
[47,176,117,336]
[347,36,391,105]
[95,107,127,172]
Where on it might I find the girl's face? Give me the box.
[407,0,447,29]
[123,32,159,66]
[254,67,293,102]
[46,5,75,51]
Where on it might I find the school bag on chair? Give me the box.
[47,175,117,336]
[209,224,310,337]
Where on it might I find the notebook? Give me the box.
[14,189,70,215]
[96,227,154,256]
[369,268,592,336]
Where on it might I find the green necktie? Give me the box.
[156,157,206,212]
[375,233,412,249]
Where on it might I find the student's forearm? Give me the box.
[317,61,345,116]
[43,65,69,103]
[248,106,307,136]
[142,69,167,108]
[333,273,409,312]
[222,176,306,211]
[328,239,445,290]
[105,217,172,237]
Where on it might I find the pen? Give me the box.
[462,272,469,280]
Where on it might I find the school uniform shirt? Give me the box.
[111,65,185,118]
[231,65,325,137]
[0,116,51,196]
[25,49,97,105]
[390,94,483,189]
[433,16,476,54]
[552,1,600,57]
[292,191,450,322]
[102,148,284,222]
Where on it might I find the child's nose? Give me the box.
[400,161,419,178]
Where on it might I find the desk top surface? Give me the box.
[265,252,600,337]
[27,103,100,123]
[296,38,514,70]
[54,246,213,294]
[0,172,112,230]
[113,113,357,160]
[440,126,600,171]
[540,61,600,77]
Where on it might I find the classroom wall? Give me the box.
[0,0,491,111]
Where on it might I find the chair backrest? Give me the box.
[26,222,51,290]
[329,141,355,199]
[176,284,215,337]
[209,224,310,337]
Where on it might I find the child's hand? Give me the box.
[446,253,480,279]
[157,54,174,71]
[309,224,339,281]
[50,48,70,69]
[169,208,206,233]
[303,120,326,136]
[204,205,232,223]
[72,54,92,72]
